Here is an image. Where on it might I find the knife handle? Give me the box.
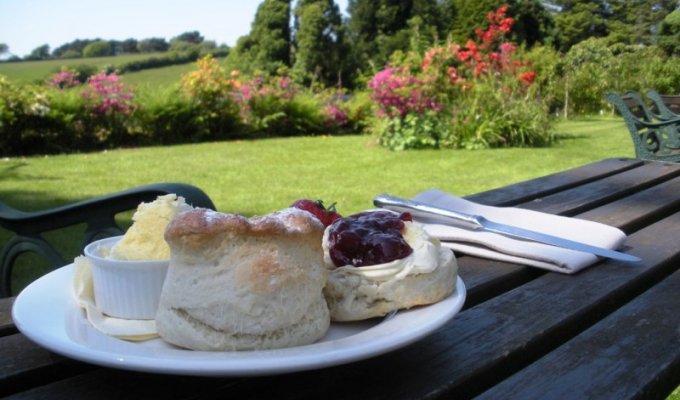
[373,194,483,230]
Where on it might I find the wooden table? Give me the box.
[1,158,679,399]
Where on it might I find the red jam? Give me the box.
[327,210,413,267]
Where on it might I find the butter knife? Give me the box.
[373,194,641,264]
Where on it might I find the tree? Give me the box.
[292,0,346,87]
[346,0,442,77]
[82,40,113,57]
[172,31,204,44]
[553,2,608,52]
[137,37,170,53]
[658,9,680,56]
[225,0,292,75]
[52,39,96,58]
[120,38,139,54]
[0,43,8,55]
[444,0,554,47]
[606,0,676,46]
[26,44,50,60]
[446,0,504,43]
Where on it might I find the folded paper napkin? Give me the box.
[72,257,159,341]
[412,189,628,274]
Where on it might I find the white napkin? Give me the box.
[412,189,628,274]
[72,256,159,341]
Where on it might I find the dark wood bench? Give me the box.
[606,91,680,162]
[0,183,215,297]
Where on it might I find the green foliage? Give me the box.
[553,3,607,52]
[345,0,443,82]
[225,0,291,76]
[70,64,99,83]
[658,10,680,56]
[292,0,345,87]
[116,51,199,73]
[376,111,449,150]
[132,85,207,144]
[548,38,680,116]
[558,38,614,115]
[82,40,113,57]
[137,38,170,53]
[26,44,51,61]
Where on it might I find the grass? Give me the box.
[121,62,197,87]
[0,116,632,215]
[0,53,184,83]
[1,116,633,291]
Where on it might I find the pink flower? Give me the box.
[82,72,134,115]
[49,70,80,89]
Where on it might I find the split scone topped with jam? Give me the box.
[322,210,458,321]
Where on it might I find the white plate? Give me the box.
[12,264,465,377]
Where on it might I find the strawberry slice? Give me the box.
[291,199,342,227]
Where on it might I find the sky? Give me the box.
[0,0,349,58]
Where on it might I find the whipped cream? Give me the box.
[323,220,442,281]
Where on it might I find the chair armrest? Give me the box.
[0,183,215,235]
[0,183,216,297]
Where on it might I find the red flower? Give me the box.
[519,71,536,85]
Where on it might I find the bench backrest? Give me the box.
[606,91,680,162]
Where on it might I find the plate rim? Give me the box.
[12,264,465,376]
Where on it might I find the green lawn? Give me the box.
[121,62,196,87]
[0,53,183,83]
[0,116,633,215]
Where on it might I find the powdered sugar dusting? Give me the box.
[202,209,226,224]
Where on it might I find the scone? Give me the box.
[322,210,457,321]
[155,208,329,351]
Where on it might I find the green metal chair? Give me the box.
[0,183,215,297]
[645,89,680,121]
[606,91,680,162]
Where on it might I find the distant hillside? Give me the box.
[0,53,191,83]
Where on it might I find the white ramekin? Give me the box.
[84,236,169,320]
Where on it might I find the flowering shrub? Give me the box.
[78,72,136,144]
[368,67,441,118]
[368,6,554,150]
[324,103,348,128]
[180,56,241,138]
[82,72,135,116]
[49,68,81,89]
[233,71,325,135]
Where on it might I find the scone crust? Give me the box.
[165,207,324,251]
[324,248,457,321]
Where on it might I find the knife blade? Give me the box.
[373,194,641,264]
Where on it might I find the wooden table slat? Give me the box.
[475,269,680,400]
[577,174,680,232]
[465,158,644,206]
[515,161,680,216]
